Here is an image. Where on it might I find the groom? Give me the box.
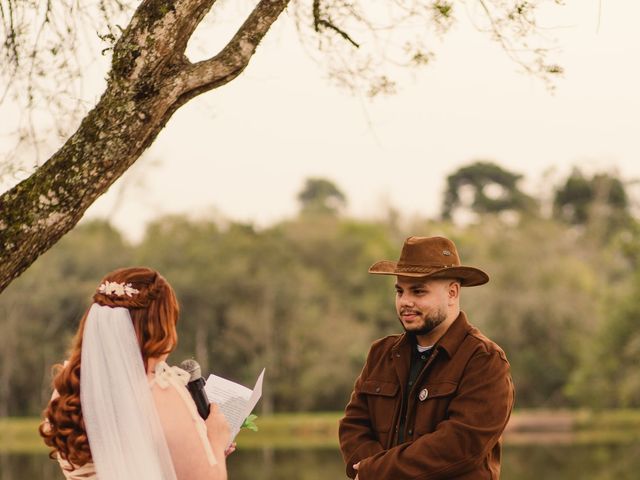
[339,236,515,479]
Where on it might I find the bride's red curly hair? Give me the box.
[39,267,179,467]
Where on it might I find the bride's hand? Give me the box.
[224,442,236,457]
[205,403,231,454]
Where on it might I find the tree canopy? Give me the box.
[442,160,536,220]
[297,177,346,215]
[553,168,630,232]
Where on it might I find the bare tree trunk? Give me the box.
[0,306,17,416]
[195,319,209,374]
[0,0,290,293]
[261,284,276,415]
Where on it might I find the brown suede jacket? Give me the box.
[339,312,515,479]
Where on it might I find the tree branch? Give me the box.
[312,0,360,48]
[0,0,291,293]
[181,0,290,93]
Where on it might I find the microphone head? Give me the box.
[179,359,202,382]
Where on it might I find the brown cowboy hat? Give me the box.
[368,236,489,287]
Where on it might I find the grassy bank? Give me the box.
[0,413,342,454]
[505,409,640,445]
[0,417,46,454]
[4,410,640,454]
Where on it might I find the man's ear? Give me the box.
[448,281,460,302]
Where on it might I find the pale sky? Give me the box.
[3,1,640,242]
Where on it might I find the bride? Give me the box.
[40,266,232,480]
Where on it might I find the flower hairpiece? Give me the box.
[98,281,140,297]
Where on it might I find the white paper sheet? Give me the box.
[204,368,265,441]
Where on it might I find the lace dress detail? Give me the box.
[57,458,97,479]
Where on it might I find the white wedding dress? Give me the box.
[55,361,216,479]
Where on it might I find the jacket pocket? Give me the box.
[422,381,457,399]
[361,379,399,434]
[414,381,457,434]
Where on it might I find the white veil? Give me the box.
[80,303,177,480]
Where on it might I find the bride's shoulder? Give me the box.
[150,362,197,416]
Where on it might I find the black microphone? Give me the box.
[179,359,210,420]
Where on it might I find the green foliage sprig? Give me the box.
[241,414,258,432]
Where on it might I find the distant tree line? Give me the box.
[2,165,639,416]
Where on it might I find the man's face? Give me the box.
[394,276,452,336]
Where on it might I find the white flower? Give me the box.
[98,281,140,297]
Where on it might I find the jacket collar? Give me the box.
[435,311,471,358]
[391,311,471,359]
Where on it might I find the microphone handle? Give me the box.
[186,377,210,420]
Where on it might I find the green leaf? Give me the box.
[241,414,258,432]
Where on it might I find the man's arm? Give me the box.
[355,349,514,480]
[338,349,386,479]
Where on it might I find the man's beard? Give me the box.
[398,307,448,336]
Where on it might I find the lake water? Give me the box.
[2,443,639,479]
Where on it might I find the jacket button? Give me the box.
[375,387,381,393]
[419,388,429,401]
[408,429,413,436]
[395,353,401,357]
